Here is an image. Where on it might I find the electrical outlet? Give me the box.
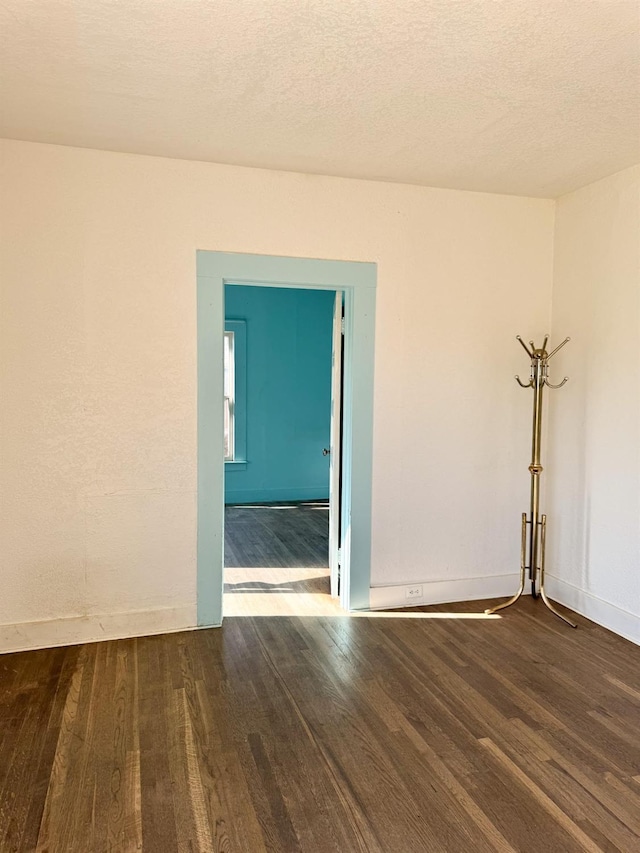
[406,585,423,600]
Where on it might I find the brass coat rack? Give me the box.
[486,335,577,628]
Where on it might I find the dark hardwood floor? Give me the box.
[1,596,639,851]
[224,501,330,569]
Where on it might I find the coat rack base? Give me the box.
[484,513,577,628]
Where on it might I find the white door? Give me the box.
[329,292,343,598]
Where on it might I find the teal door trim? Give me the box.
[197,251,376,626]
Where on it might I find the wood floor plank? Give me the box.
[479,737,603,853]
[137,636,180,852]
[36,645,98,851]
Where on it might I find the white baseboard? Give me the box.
[545,575,640,646]
[369,573,527,611]
[7,579,635,654]
[0,604,199,655]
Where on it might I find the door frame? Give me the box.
[196,251,376,626]
[329,290,343,601]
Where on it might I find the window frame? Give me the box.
[223,330,235,461]
[223,319,247,467]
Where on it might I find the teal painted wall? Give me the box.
[224,284,335,504]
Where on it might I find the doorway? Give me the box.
[222,284,339,616]
[196,251,376,626]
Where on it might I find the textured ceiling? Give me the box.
[1,0,639,197]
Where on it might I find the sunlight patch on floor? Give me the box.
[224,566,340,616]
[224,592,343,617]
[351,610,501,619]
[223,566,501,619]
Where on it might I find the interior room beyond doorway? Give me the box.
[222,284,340,617]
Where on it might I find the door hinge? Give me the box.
[341,316,345,335]
[337,547,342,565]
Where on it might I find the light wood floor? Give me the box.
[1,595,639,851]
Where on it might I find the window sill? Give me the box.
[225,460,247,471]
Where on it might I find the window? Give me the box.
[223,330,235,460]
[223,319,247,465]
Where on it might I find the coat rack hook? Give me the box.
[546,336,570,360]
[545,376,569,389]
[515,375,532,388]
[516,336,533,358]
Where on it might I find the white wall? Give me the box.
[0,139,554,651]
[547,165,640,644]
